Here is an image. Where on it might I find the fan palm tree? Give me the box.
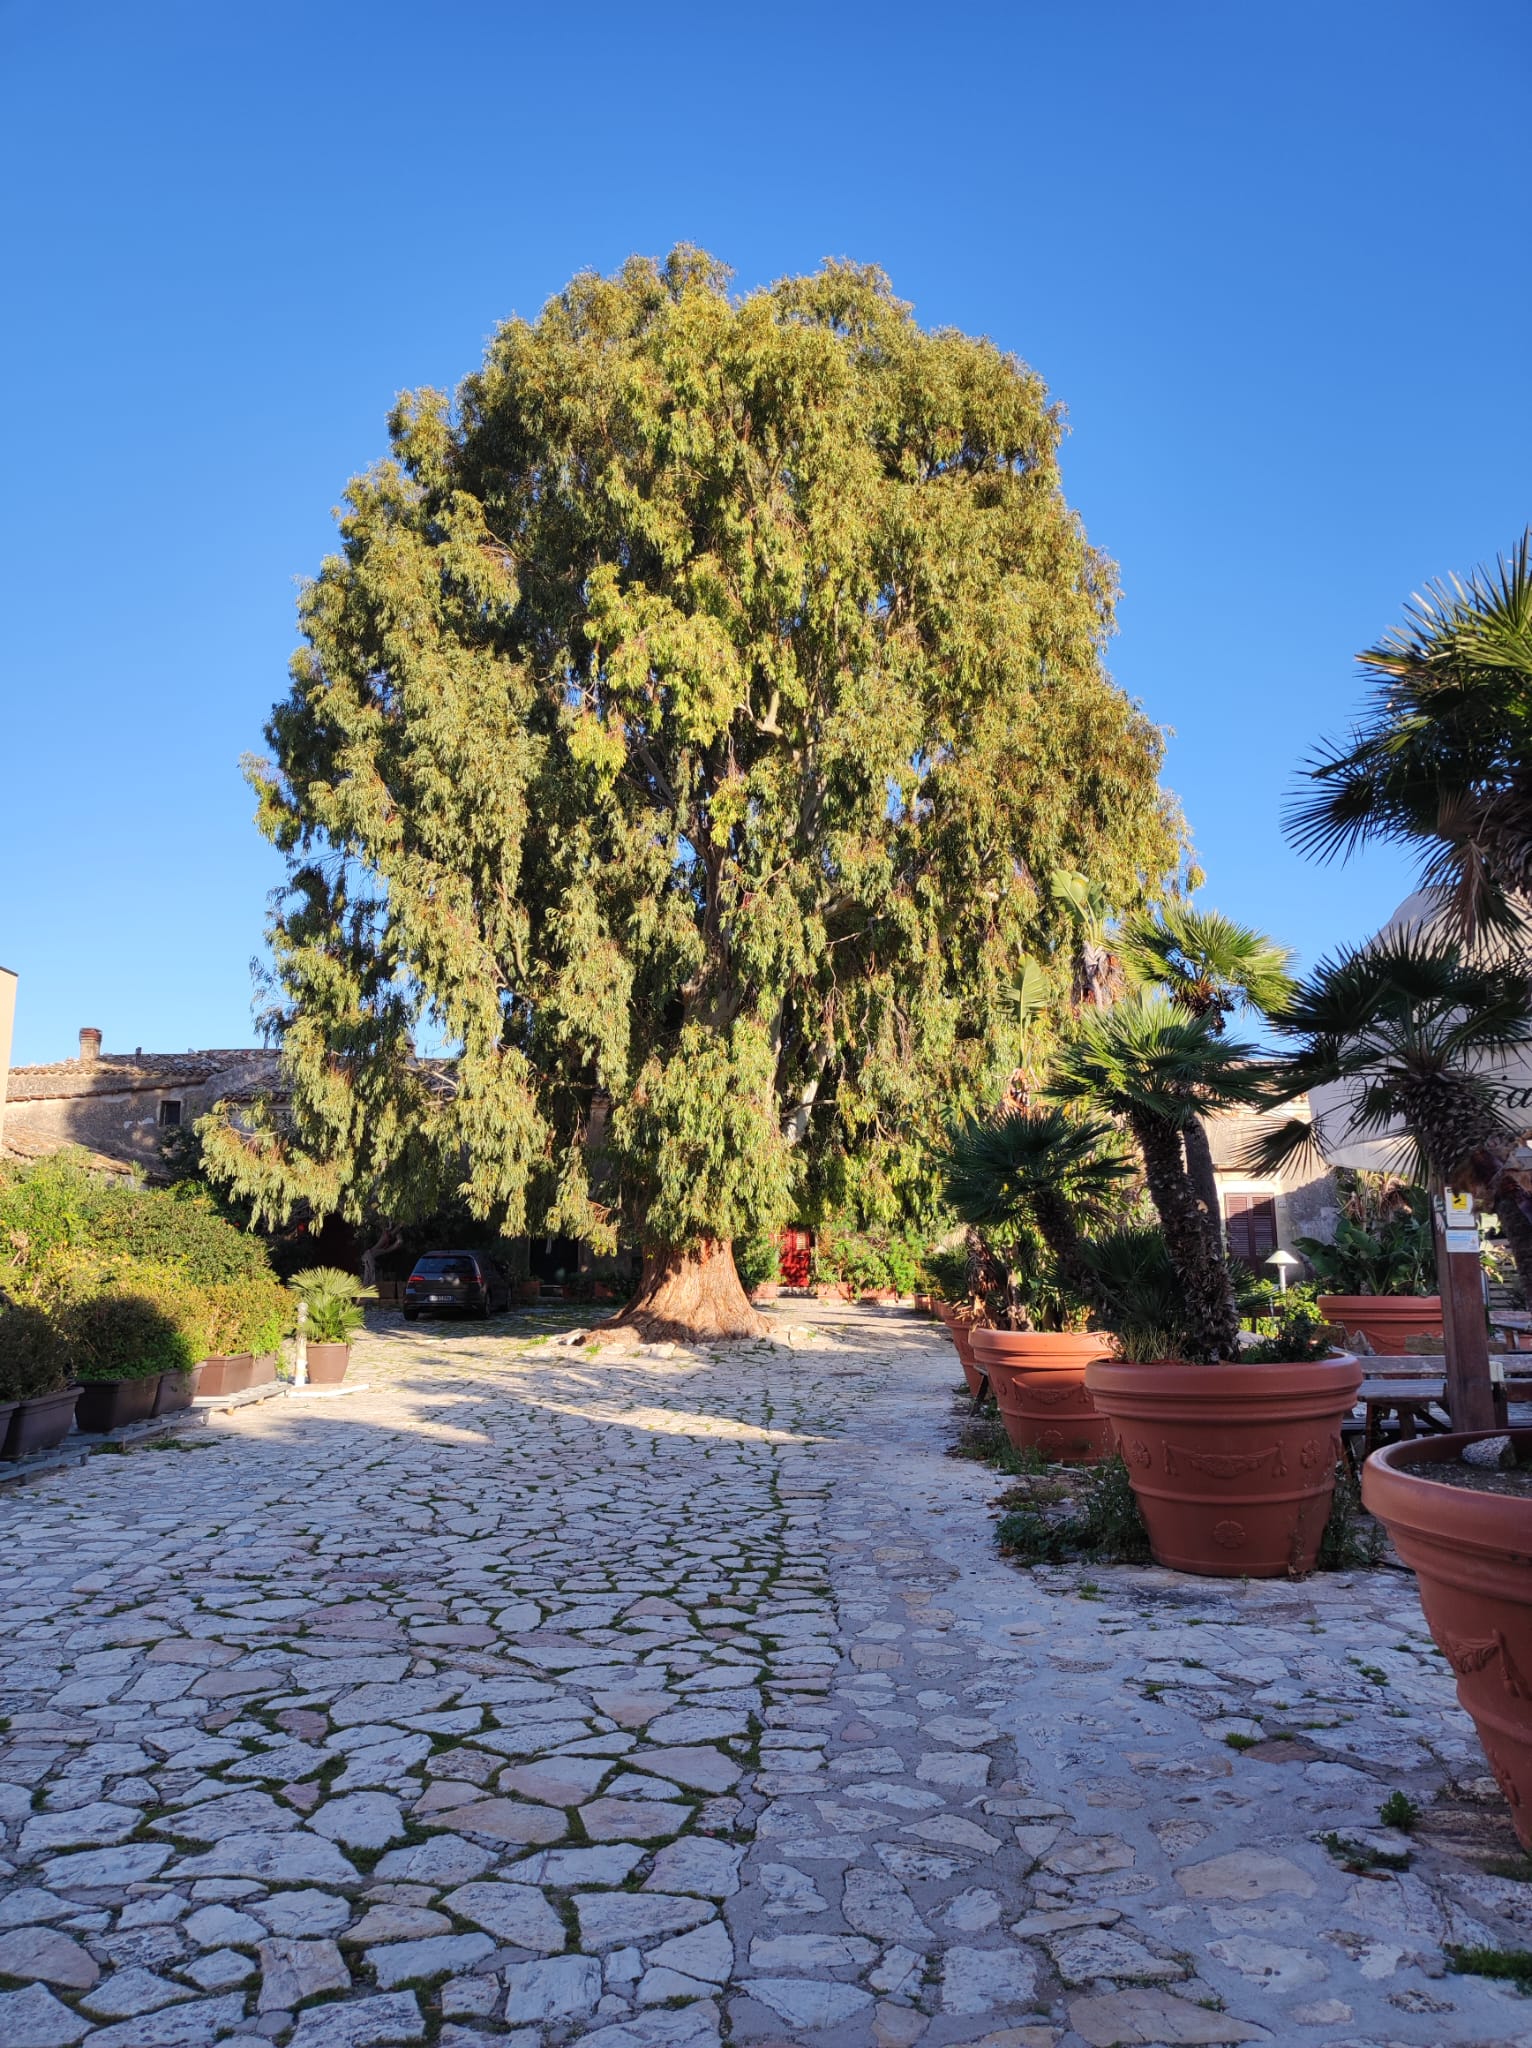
[1119,905,1294,1225]
[1286,531,1532,938]
[1050,994,1268,1360]
[941,1106,1133,1310]
[1254,931,1532,1299]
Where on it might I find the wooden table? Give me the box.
[1357,1376,1451,1457]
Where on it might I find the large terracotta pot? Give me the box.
[1318,1294,1442,1353]
[197,1354,255,1398]
[1084,1354,1363,1577]
[935,1305,985,1399]
[3,1386,80,1458]
[1363,1429,1532,1849]
[305,1343,350,1385]
[971,1329,1118,1463]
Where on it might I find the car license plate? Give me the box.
[428,1293,451,1303]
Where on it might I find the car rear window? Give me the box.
[413,1257,478,1278]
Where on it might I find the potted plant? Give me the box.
[1044,992,1360,1572]
[1294,1175,1441,1353]
[1362,1428,1532,1848]
[0,1305,80,1459]
[65,1291,196,1433]
[735,1233,782,1304]
[1085,1248,1359,1575]
[290,1267,376,1383]
[942,1107,1132,1461]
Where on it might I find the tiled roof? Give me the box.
[4,1050,281,1102]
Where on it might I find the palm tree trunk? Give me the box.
[1030,1188,1109,1315]
[1182,1119,1224,1248]
[1130,1110,1241,1360]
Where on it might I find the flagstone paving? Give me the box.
[3,1302,1532,2048]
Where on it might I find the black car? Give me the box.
[402,1251,511,1320]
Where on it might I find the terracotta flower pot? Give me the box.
[305,1343,350,1385]
[970,1329,1118,1464]
[196,1354,255,1398]
[250,1354,279,1387]
[3,1386,80,1459]
[751,1283,781,1302]
[935,1305,986,1398]
[1084,1353,1363,1577]
[1362,1429,1532,1849]
[515,1279,542,1304]
[153,1365,203,1416]
[1318,1294,1442,1353]
[74,1375,161,1434]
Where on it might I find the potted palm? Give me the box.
[290,1268,376,1383]
[942,1107,1131,1461]
[1051,992,1361,1575]
[1292,1176,1440,1352]
[0,1305,80,1458]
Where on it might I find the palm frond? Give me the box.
[1049,992,1267,1130]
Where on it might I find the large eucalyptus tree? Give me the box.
[208,250,1185,1338]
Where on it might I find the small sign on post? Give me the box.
[1432,1191,1495,1433]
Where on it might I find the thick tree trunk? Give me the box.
[1131,1110,1242,1361]
[1182,1120,1224,1249]
[594,1239,769,1345]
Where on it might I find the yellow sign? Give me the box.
[1444,1190,1476,1220]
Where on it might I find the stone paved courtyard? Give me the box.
[4,1302,1532,2048]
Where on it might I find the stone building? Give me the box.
[1208,1093,1339,1271]
[1,1027,283,1179]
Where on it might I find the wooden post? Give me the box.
[1433,1192,1496,1433]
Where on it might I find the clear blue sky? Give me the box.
[2,0,1528,1065]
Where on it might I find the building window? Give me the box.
[158,1100,182,1128]
[1225,1193,1277,1264]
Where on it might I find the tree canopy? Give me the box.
[209,248,1187,1334]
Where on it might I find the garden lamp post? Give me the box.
[1265,1248,1301,1294]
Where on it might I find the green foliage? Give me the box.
[1241,1297,1340,1365]
[209,248,1187,1265]
[1078,1226,1192,1362]
[290,1266,375,1345]
[995,1454,1151,1566]
[1119,904,1295,1024]
[1379,1791,1420,1831]
[732,1231,780,1292]
[1289,530,1532,939]
[1295,1186,1433,1298]
[63,1293,194,1383]
[1443,1943,1532,1985]
[923,1242,972,1303]
[0,1306,71,1401]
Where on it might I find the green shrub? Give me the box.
[0,1306,71,1401]
[201,1273,290,1357]
[63,1293,194,1382]
[734,1232,781,1291]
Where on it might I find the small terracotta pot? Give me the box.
[1363,1429,1532,1848]
[305,1343,350,1385]
[196,1354,255,1398]
[74,1376,161,1434]
[153,1365,203,1416]
[516,1280,541,1304]
[1318,1294,1442,1354]
[3,1386,80,1458]
[751,1283,781,1302]
[1085,1353,1363,1577]
[971,1329,1118,1463]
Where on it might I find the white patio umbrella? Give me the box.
[1304,889,1532,1173]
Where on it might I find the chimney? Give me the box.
[79,1026,102,1065]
